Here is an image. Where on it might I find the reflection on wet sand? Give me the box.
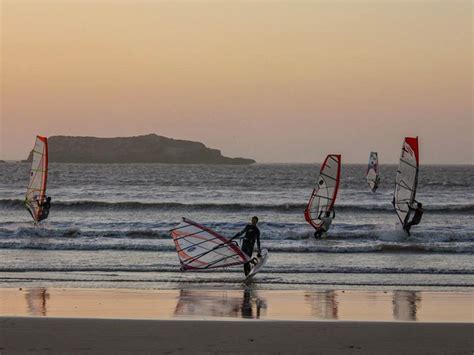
[304,290,338,320]
[2,288,471,322]
[25,288,49,316]
[175,288,267,319]
[393,290,421,321]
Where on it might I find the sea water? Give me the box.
[0,163,472,289]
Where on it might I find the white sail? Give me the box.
[393,137,419,227]
[25,136,48,223]
[366,151,379,192]
[304,154,341,230]
[170,218,250,270]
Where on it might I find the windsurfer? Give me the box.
[38,196,51,222]
[234,216,261,276]
[314,210,335,239]
[373,175,381,191]
[404,201,423,236]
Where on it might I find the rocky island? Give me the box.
[26,134,255,165]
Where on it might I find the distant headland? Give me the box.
[26,134,256,165]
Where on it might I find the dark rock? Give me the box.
[26,134,256,165]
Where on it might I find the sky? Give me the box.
[1,0,472,163]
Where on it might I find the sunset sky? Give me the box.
[1,0,472,163]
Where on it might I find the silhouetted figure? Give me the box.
[404,201,423,236]
[314,210,335,239]
[234,216,261,276]
[38,196,51,222]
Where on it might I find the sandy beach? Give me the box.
[1,317,473,354]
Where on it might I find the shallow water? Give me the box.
[2,287,473,322]
[0,163,473,289]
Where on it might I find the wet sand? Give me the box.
[1,287,473,321]
[1,288,473,354]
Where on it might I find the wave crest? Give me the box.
[1,199,472,213]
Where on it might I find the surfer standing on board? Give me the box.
[404,201,423,236]
[233,216,261,276]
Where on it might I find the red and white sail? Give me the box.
[170,218,250,270]
[393,137,419,227]
[366,151,379,192]
[25,136,48,223]
[304,154,341,230]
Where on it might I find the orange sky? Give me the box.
[1,0,472,163]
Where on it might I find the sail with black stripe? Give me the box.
[170,218,250,270]
[25,136,48,224]
[393,137,419,227]
[304,154,341,230]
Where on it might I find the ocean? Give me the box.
[0,163,473,290]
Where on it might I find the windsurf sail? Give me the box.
[393,137,419,227]
[25,136,48,223]
[366,151,379,192]
[170,218,250,270]
[304,154,341,230]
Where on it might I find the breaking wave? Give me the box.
[1,199,473,214]
[1,227,473,253]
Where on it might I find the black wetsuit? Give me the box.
[373,176,380,192]
[38,199,51,222]
[314,209,335,239]
[234,224,261,276]
[405,207,423,235]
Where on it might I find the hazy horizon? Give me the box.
[1,0,472,164]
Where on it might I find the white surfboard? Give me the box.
[244,249,269,281]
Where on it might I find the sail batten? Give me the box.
[304,154,341,230]
[170,218,250,270]
[25,136,48,223]
[393,137,419,227]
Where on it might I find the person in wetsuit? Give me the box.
[404,201,423,236]
[373,175,381,192]
[234,216,261,276]
[37,196,51,222]
[314,209,335,239]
